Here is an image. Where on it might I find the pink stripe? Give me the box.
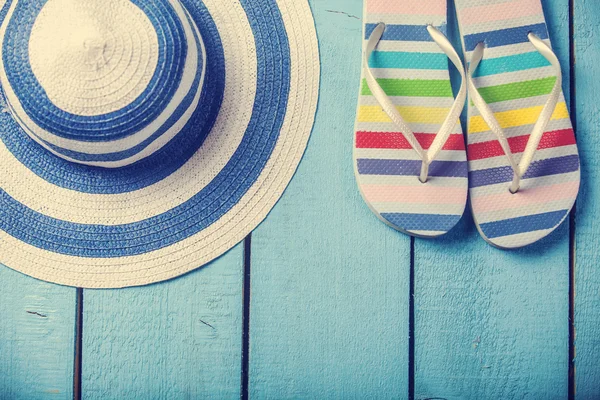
[460,0,543,26]
[361,184,466,204]
[367,0,446,16]
[472,181,579,214]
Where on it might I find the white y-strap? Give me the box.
[467,33,563,193]
[364,23,467,183]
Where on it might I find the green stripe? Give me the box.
[361,79,453,97]
[478,77,557,104]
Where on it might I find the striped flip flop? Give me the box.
[456,0,580,249]
[354,0,468,238]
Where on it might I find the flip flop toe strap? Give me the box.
[364,23,467,184]
[468,33,564,193]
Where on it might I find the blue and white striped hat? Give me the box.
[0,0,319,287]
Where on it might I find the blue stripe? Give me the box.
[480,210,568,239]
[1,0,225,194]
[365,24,446,42]
[469,155,580,188]
[0,0,293,258]
[464,23,549,52]
[381,213,461,232]
[3,0,187,142]
[357,159,468,178]
[473,51,551,78]
[369,51,448,70]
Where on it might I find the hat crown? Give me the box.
[82,36,109,69]
[28,0,160,117]
[0,0,206,168]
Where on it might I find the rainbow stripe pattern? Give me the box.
[456,0,580,248]
[354,0,468,237]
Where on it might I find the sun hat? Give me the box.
[0,0,319,287]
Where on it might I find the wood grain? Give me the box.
[573,0,600,396]
[2,0,600,398]
[0,267,76,399]
[248,0,412,398]
[80,246,243,399]
[413,1,572,399]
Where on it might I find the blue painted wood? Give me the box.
[248,0,411,398]
[573,0,600,396]
[4,1,600,398]
[0,267,76,399]
[413,0,572,398]
[80,246,243,399]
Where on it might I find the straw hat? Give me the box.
[0,0,319,288]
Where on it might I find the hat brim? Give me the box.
[0,0,320,288]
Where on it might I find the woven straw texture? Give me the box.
[0,0,320,288]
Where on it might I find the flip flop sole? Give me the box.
[456,0,580,249]
[354,0,468,238]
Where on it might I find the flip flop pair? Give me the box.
[353,0,580,249]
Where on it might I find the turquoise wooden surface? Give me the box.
[81,246,244,398]
[1,0,599,398]
[574,0,600,397]
[414,1,572,398]
[0,267,76,399]
[249,0,411,397]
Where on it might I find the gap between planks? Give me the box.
[568,0,577,397]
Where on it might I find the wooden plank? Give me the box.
[573,0,600,396]
[0,266,76,399]
[81,246,243,399]
[248,0,412,397]
[413,0,572,398]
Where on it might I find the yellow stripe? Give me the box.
[358,106,452,124]
[469,102,570,134]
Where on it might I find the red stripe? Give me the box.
[356,131,465,151]
[467,129,576,161]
